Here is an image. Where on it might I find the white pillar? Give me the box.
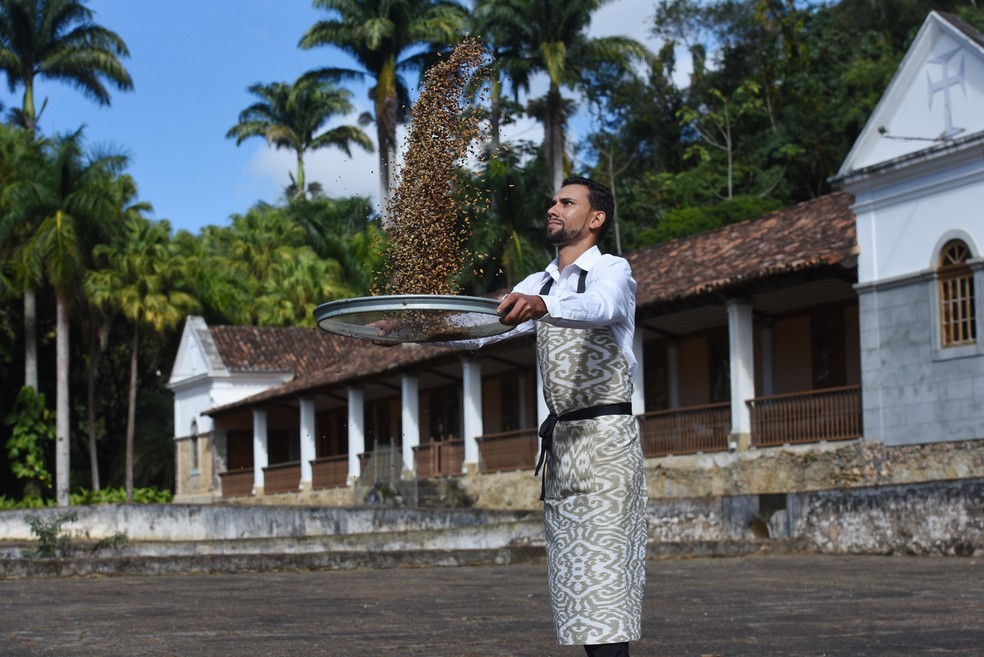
[536,358,549,426]
[518,373,530,428]
[632,330,646,415]
[727,299,756,438]
[299,397,316,490]
[252,408,268,494]
[668,342,681,409]
[401,374,420,475]
[347,386,365,483]
[461,357,483,471]
[761,319,774,397]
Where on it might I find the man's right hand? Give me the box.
[497,292,547,326]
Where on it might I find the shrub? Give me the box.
[24,512,77,558]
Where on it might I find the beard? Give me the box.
[546,223,582,245]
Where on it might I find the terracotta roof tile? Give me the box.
[626,192,856,306]
[208,325,350,376]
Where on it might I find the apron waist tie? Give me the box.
[534,402,633,500]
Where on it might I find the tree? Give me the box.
[4,386,54,499]
[299,0,467,221]
[0,124,45,388]
[20,129,127,506]
[226,75,372,200]
[76,173,150,492]
[0,0,132,396]
[474,0,651,191]
[86,215,198,502]
[0,0,133,133]
[284,195,383,295]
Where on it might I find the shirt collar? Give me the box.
[545,245,602,278]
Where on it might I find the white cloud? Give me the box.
[590,0,659,46]
[244,114,382,209]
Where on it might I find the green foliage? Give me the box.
[637,194,783,245]
[70,486,173,505]
[0,487,172,509]
[24,512,77,558]
[91,531,129,552]
[0,495,51,510]
[4,386,54,490]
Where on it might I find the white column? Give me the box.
[461,357,483,471]
[347,386,365,483]
[761,319,774,397]
[299,397,316,490]
[518,374,530,428]
[727,299,756,438]
[668,342,681,409]
[401,374,420,475]
[632,330,646,415]
[252,408,268,494]
[536,357,549,427]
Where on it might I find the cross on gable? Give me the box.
[927,48,967,139]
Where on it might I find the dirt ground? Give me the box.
[1,554,982,657]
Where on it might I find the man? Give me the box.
[391,176,647,655]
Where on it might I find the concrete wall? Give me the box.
[857,277,984,445]
[0,505,538,542]
[4,480,981,558]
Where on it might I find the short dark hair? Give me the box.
[562,176,615,241]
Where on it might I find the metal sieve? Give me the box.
[313,294,513,343]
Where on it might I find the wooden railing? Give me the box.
[639,402,731,457]
[262,462,300,494]
[413,438,464,479]
[219,469,253,498]
[477,428,539,473]
[312,454,349,489]
[749,385,862,447]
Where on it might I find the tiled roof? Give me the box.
[626,192,856,307]
[208,325,351,375]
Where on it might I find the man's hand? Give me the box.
[497,292,547,326]
[370,317,401,347]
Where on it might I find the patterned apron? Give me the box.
[536,274,648,645]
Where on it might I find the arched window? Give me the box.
[938,240,976,348]
[190,419,200,474]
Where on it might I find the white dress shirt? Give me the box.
[453,246,638,377]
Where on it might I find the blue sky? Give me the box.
[0,0,663,234]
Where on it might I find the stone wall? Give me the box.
[643,437,984,500]
[638,478,984,557]
[164,437,984,512]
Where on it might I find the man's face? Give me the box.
[545,184,600,245]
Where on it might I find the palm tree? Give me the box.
[0,0,132,395]
[226,75,372,199]
[474,0,650,191]
[0,123,45,388]
[77,173,151,492]
[0,0,133,133]
[20,128,127,506]
[219,203,349,326]
[86,215,199,503]
[299,0,467,222]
